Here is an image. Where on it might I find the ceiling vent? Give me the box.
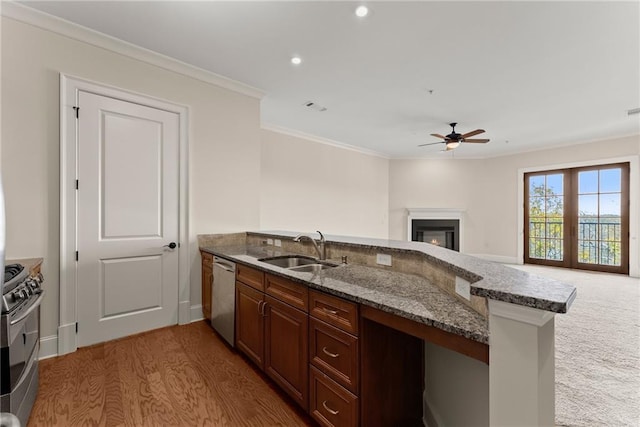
[304,101,327,112]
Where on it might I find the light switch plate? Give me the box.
[455,276,471,300]
[274,239,282,247]
[376,253,392,266]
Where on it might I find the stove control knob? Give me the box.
[11,290,23,301]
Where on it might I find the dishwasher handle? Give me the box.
[213,258,236,273]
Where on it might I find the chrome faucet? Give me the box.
[293,230,326,260]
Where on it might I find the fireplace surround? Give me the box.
[407,208,465,253]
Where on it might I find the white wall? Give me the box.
[424,342,489,427]
[260,128,389,239]
[390,136,640,269]
[1,15,262,339]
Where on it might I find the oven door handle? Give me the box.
[10,291,45,326]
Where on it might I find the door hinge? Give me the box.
[75,179,79,190]
[75,322,78,333]
[75,251,79,261]
[73,106,79,119]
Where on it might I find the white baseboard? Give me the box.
[39,335,58,360]
[468,253,520,264]
[190,304,204,322]
[57,322,77,356]
[179,300,190,325]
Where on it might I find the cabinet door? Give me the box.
[265,295,309,411]
[201,253,213,321]
[236,282,265,369]
[202,264,212,321]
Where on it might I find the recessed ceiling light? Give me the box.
[355,5,369,17]
[291,56,302,65]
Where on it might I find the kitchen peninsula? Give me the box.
[199,231,576,427]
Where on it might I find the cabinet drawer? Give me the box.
[310,318,358,394]
[310,366,358,427]
[236,264,265,291]
[265,274,309,312]
[310,290,358,335]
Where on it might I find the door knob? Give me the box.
[164,242,177,249]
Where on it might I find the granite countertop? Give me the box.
[200,244,490,344]
[246,231,577,313]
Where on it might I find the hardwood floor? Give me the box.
[29,321,315,426]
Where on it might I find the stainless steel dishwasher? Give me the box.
[211,256,236,347]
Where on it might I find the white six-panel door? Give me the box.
[77,91,180,347]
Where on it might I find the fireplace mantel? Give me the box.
[407,208,466,252]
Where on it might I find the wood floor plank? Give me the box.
[28,322,314,427]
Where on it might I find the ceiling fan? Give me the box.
[419,122,490,150]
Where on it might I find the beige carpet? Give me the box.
[508,265,640,427]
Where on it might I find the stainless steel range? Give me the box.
[1,263,44,426]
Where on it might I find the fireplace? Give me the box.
[407,208,465,252]
[411,219,459,251]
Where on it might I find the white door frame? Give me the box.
[59,74,190,355]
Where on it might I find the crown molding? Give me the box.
[1,2,264,100]
[261,123,389,159]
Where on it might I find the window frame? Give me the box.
[524,162,629,274]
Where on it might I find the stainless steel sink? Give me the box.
[258,255,338,272]
[258,256,318,268]
[288,263,336,273]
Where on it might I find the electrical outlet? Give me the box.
[266,238,273,245]
[376,253,392,266]
[455,276,471,300]
[274,239,282,247]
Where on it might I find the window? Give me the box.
[525,163,629,274]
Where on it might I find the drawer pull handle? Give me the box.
[322,347,339,358]
[322,400,339,415]
[322,307,339,315]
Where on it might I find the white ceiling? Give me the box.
[20,1,640,159]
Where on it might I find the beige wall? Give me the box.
[389,158,487,252]
[390,135,640,266]
[260,129,389,238]
[1,16,262,338]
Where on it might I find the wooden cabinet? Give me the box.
[234,265,364,424]
[235,265,309,410]
[310,318,359,394]
[309,289,360,427]
[310,366,358,427]
[310,290,359,335]
[265,295,308,410]
[200,251,213,321]
[235,282,265,368]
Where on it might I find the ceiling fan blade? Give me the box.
[430,133,447,139]
[418,142,443,147]
[460,129,485,139]
[462,138,490,143]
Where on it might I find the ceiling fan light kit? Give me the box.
[419,122,490,151]
[446,141,460,149]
